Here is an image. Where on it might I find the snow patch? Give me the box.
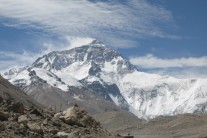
[59,62,91,80]
[109,94,119,105]
[33,68,69,91]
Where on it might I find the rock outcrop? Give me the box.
[55,105,100,128]
[0,94,113,138]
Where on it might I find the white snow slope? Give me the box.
[4,40,207,119]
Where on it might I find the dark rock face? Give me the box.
[0,96,3,103]
[0,123,5,132]
[0,111,9,121]
[81,79,129,110]
[89,61,102,76]
[30,108,43,117]
[8,102,25,113]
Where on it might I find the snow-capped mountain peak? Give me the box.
[4,40,207,119]
[32,40,136,75]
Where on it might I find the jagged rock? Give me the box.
[29,70,36,76]
[0,96,3,103]
[8,102,24,113]
[10,113,19,121]
[29,114,41,121]
[49,129,58,135]
[43,118,48,126]
[17,124,27,136]
[0,123,5,132]
[0,111,9,121]
[56,106,100,128]
[18,115,28,123]
[54,112,62,118]
[28,131,42,138]
[30,108,43,117]
[56,132,71,138]
[51,118,62,127]
[27,122,43,133]
[6,123,13,130]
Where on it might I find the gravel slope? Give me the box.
[94,111,207,138]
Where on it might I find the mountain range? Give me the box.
[3,40,207,119]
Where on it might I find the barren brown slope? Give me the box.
[0,75,41,108]
[94,111,207,138]
[25,83,121,114]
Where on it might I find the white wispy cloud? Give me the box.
[130,54,207,68]
[145,67,207,79]
[66,37,94,49]
[42,37,94,53]
[0,51,37,73]
[129,54,207,78]
[0,37,94,73]
[0,0,177,48]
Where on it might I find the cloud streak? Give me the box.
[145,67,207,79]
[129,54,207,78]
[0,37,94,73]
[130,54,207,68]
[0,51,36,73]
[0,0,177,48]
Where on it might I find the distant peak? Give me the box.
[89,40,105,46]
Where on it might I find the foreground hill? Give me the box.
[0,75,114,138]
[0,75,41,108]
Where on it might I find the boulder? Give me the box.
[18,115,28,123]
[43,118,48,126]
[49,129,58,135]
[51,118,62,127]
[0,123,5,132]
[56,106,100,128]
[27,122,43,133]
[29,114,41,121]
[57,132,71,138]
[0,111,9,121]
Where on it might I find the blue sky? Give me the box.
[0,0,207,78]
